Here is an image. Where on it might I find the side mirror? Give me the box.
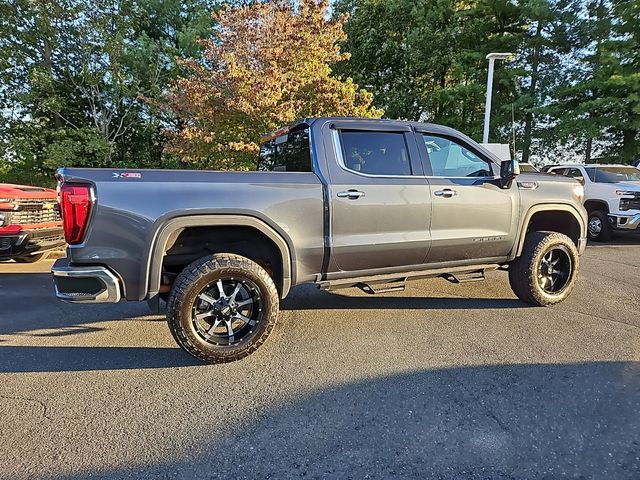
[500,159,520,188]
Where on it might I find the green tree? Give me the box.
[0,0,217,186]
[334,0,524,142]
[545,0,639,164]
[164,0,381,170]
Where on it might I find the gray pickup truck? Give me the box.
[52,117,587,363]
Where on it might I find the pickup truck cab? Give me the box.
[52,118,587,363]
[0,184,64,262]
[546,164,640,241]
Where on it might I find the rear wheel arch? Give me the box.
[147,215,293,299]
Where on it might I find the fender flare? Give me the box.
[146,214,293,299]
[583,198,610,213]
[513,203,587,258]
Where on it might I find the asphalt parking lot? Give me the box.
[1,237,639,480]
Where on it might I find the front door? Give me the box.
[327,126,432,273]
[418,131,519,263]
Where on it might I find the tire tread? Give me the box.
[508,231,579,306]
[166,253,279,363]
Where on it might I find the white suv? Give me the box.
[547,164,640,241]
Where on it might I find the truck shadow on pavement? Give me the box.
[0,273,153,337]
[0,272,202,371]
[0,273,536,373]
[57,361,640,479]
[0,345,200,372]
[587,233,640,247]
[281,284,529,311]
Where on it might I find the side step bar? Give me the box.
[356,278,407,295]
[318,263,500,293]
[442,270,486,284]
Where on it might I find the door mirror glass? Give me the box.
[500,159,520,188]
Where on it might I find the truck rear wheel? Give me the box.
[166,253,279,363]
[508,231,579,306]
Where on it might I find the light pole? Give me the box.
[482,52,513,144]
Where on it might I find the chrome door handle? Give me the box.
[434,189,457,198]
[337,190,365,199]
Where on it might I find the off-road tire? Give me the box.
[587,210,612,242]
[14,253,45,263]
[167,253,279,363]
[508,231,579,306]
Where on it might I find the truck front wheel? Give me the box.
[587,210,612,242]
[508,231,579,306]
[167,253,279,363]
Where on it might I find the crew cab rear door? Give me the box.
[415,126,519,263]
[321,120,431,273]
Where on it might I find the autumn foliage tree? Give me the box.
[165,0,382,170]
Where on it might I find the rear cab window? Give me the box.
[257,127,312,172]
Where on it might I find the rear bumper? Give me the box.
[608,213,640,230]
[52,258,121,303]
[0,227,65,260]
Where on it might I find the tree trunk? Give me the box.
[38,2,62,128]
[621,129,638,164]
[585,137,592,163]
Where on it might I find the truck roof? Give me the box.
[263,117,466,140]
[262,117,503,165]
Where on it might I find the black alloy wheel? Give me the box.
[536,246,572,294]
[191,277,264,347]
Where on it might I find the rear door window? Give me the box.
[339,131,412,176]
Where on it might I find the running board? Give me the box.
[318,263,501,292]
[356,278,407,295]
[442,270,486,284]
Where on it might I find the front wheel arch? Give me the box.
[514,205,586,258]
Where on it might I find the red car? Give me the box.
[0,183,65,262]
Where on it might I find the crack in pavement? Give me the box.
[558,308,640,331]
[584,255,640,269]
[0,395,52,421]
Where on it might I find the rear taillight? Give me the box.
[59,184,93,244]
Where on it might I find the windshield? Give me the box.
[584,166,640,183]
[519,163,538,173]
